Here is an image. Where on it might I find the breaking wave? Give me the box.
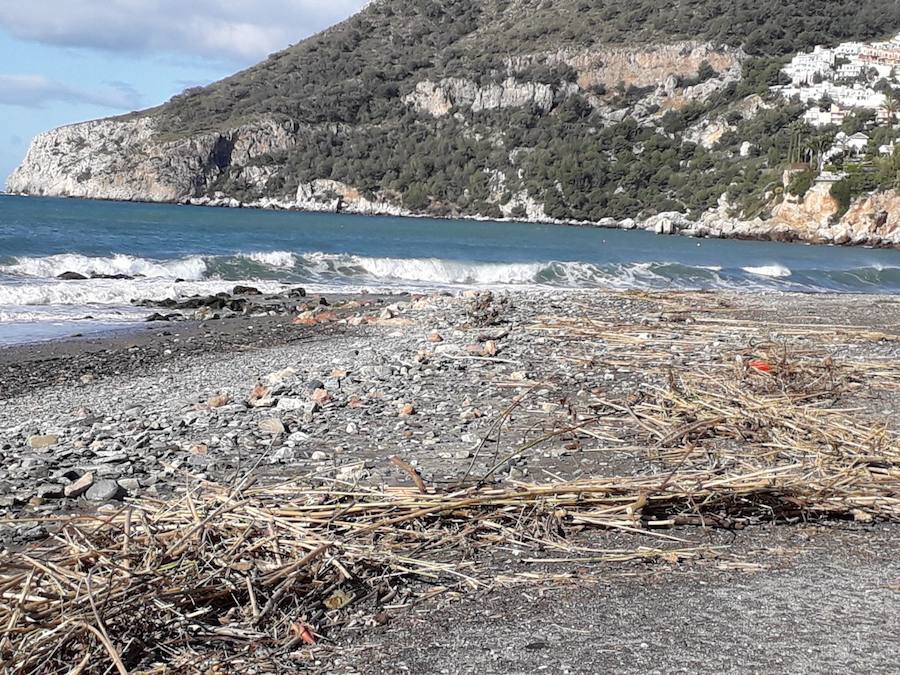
[238,251,298,268]
[2,252,900,315]
[301,253,549,285]
[1,253,209,281]
[0,278,289,308]
[742,263,793,278]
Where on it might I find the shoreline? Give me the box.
[0,290,403,399]
[5,191,898,250]
[3,287,899,504]
[2,281,895,361]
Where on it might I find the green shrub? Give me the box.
[787,169,815,198]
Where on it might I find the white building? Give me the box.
[847,132,871,154]
[777,82,886,109]
[824,132,870,161]
[783,46,835,85]
[778,34,900,130]
[836,63,864,79]
[803,104,848,127]
[834,42,864,58]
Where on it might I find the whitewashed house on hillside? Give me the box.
[847,132,871,154]
[803,104,847,127]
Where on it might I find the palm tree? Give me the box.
[805,137,831,172]
[883,87,900,128]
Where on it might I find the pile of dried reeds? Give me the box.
[2,342,899,672]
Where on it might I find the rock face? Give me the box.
[637,186,900,247]
[7,116,295,203]
[403,43,744,119]
[294,179,406,216]
[770,181,840,233]
[563,41,742,92]
[404,77,579,116]
[841,190,900,244]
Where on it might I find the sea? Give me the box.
[2,194,900,346]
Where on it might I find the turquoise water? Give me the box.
[2,194,900,344]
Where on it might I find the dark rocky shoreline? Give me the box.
[0,290,402,401]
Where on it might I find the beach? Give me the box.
[2,287,899,671]
[9,1,900,670]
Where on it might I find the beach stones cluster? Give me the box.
[136,285,309,321]
[1,287,826,547]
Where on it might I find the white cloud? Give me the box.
[0,74,142,109]
[0,1,368,64]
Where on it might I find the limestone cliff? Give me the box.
[563,42,741,92]
[7,117,296,203]
[403,78,579,116]
[403,42,742,117]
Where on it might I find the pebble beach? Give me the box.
[2,287,900,671]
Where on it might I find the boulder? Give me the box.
[64,472,94,498]
[258,418,286,435]
[28,435,59,449]
[85,480,124,501]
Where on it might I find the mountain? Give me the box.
[9,0,900,245]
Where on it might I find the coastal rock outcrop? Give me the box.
[7,117,295,203]
[649,188,900,247]
[770,181,840,234]
[841,190,900,243]
[404,77,579,116]
[294,179,406,216]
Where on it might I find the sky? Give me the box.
[0,0,368,185]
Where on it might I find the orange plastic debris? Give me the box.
[290,622,317,645]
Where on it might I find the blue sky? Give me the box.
[0,1,367,186]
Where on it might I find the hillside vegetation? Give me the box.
[91,0,900,219]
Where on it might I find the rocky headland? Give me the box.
[9,0,900,248]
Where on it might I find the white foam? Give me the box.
[352,256,545,284]
[296,253,740,290]
[239,251,298,268]
[0,279,287,308]
[741,264,792,278]
[0,250,743,290]
[295,252,543,285]
[0,253,208,280]
[0,304,146,323]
